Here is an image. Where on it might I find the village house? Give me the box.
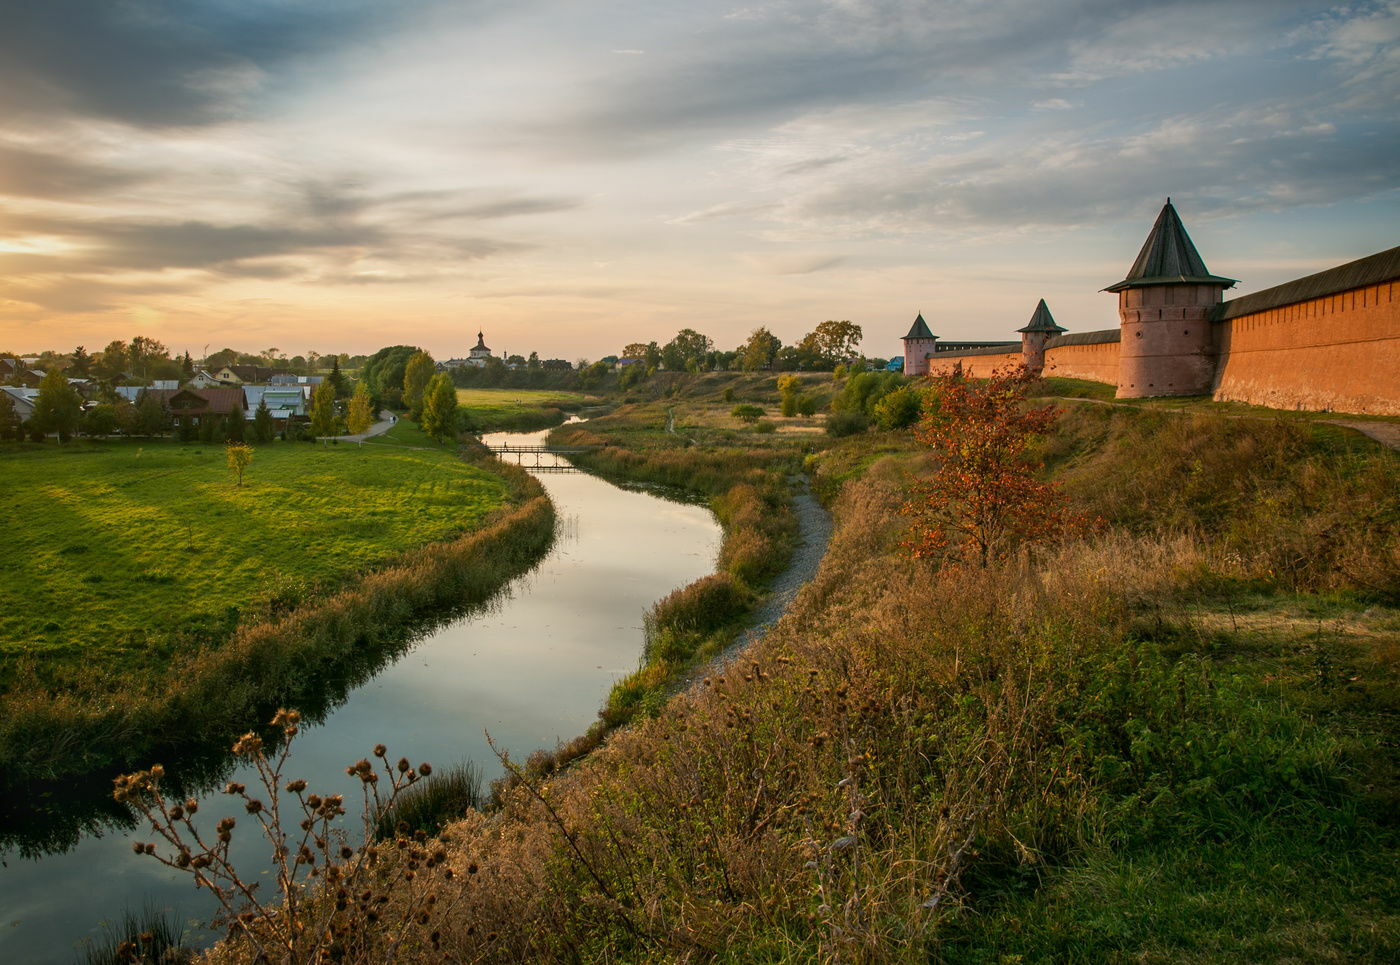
[0,386,38,422]
[186,369,224,388]
[242,385,308,422]
[213,364,284,385]
[268,374,324,387]
[142,386,247,428]
[1,358,46,388]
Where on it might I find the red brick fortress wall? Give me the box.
[925,350,1023,378]
[1042,333,1120,385]
[1213,279,1400,415]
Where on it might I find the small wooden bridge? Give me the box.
[486,444,599,471]
[489,445,597,455]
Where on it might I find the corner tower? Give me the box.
[1017,299,1066,375]
[902,313,938,376]
[1105,200,1235,398]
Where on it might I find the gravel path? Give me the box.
[708,476,833,672]
[1321,420,1400,451]
[320,410,397,443]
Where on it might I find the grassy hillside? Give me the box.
[145,373,1399,962]
[0,425,510,690]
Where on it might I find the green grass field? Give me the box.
[0,431,510,686]
[454,388,593,431]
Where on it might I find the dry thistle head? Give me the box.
[232,732,263,756]
[271,708,301,732]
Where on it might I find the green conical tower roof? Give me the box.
[904,313,935,339]
[1104,199,1237,292]
[1017,299,1066,334]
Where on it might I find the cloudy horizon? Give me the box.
[1,0,1396,362]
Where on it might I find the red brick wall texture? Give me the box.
[920,278,1398,416]
[1043,341,1121,385]
[925,351,1023,378]
[1213,280,1400,416]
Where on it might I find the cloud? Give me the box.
[476,283,630,299]
[1051,0,1314,84]
[0,189,529,312]
[668,200,781,225]
[740,252,847,274]
[0,141,148,199]
[1303,0,1400,107]
[781,155,852,176]
[0,1,446,130]
[431,196,584,221]
[785,107,1400,235]
[1,273,206,314]
[494,0,1314,159]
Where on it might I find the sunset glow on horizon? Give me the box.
[2,0,1397,362]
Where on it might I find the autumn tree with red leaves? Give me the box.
[903,366,1074,567]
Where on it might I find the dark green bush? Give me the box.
[826,409,869,437]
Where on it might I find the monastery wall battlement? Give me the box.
[903,204,1398,416]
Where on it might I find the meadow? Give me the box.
[454,387,594,431]
[442,391,1397,963]
[76,371,1398,962]
[0,423,509,689]
[0,422,558,794]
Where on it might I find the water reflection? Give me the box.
[0,428,721,964]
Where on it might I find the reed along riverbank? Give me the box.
[0,447,555,797]
[129,372,1400,963]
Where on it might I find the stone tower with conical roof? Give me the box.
[902,313,938,375]
[1017,299,1066,375]
[1105,200,1236,398]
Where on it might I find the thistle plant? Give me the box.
[114,709,459,963]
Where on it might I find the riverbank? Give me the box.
[150,372,1400,962]
[0,437,555,801]
[436,391,1399,963]
[3,421,734,965]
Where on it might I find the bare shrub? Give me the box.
[116,710,459,963]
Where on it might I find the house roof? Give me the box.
[1104,200,1237,293]
[1,386,37,410]
[145,387,246,414]
[196,387,248,413]
[223,364,283,382]
[903,313,935,339]
[244,384,305,417]
[1212,245,1400,321]
[1017,299,1067,334]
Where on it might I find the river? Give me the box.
[0,426,722,964]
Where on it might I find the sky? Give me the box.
[1,0,1397,363]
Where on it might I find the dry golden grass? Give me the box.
[191,385,1400,963]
